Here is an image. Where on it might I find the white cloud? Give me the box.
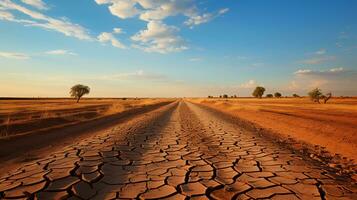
[239,80,257,89]
[189,57,202,62]
[0,0,92,40]
[295,67,345,75]
[46,49,77,56]
[301,56,335,65]
[95,0,229,53]
[95,0,140,19]
[131,21,187,53]
[288,80,299,90]
[315,48,326,55]
[21,0,48,10]
[251,63,264,67]
[0,51,30,59]
[289,67,357,95]
[184,8,229,28]
[96,70,166,81]
[113,27,123,34]
[218,8,229,15]
[98,32,126,49]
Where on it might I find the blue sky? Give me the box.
[0,0,356,97]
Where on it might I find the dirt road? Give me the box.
[0,101,356,199]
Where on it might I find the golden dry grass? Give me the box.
[0,98,171,137]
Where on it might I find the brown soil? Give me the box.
[0,100,174,175]
[191,97,357,162]
[0,100,355,199]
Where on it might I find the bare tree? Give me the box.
[70,84,90,103]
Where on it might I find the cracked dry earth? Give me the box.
[0,101,356,200]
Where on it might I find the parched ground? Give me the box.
[0,101,356,199]
[0,98,169,138]
[191,98,357,162]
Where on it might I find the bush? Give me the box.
[308,88,323,103]
[266,94,273,98]
[292,94,300,98]
[252,86,265,98]
[223,94,228,98]
[274,92,282,98]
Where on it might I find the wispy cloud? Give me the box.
[315,48,326,55]
[45,49,77,56]
[0,0,92,40]
[239,80,257,89]
[301,55,336,65]
[189,57,202,62]
[0,51,30,59]
[21,0,48,10]
[184,8,229,28]
[97,70,166,81]
[295,67,346,75]
[113,27,123,34]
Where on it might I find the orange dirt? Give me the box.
[191,97,357,161]
[0,98,170,138]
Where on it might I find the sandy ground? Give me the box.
[0,100,355,199]
[0,98,170,138]
[190,97,357,162]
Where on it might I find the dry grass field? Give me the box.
[191,97,357,161]
[0,98,169,138]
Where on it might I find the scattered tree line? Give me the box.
[250,86,332,103]
[208,94,239,99]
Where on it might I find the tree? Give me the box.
[207,95,213,98]
[252,86,265,98]
[308,88,322,103]
[223,94,228,98]
[70,84,90,103]
[322,92,332,104]
[266,94,273,98]
[292,94,300,98]
[274,92,282,98]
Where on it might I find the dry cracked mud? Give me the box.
[0,101,356,200]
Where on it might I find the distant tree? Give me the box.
[308,88,323,103]
[219,95,222,98]
[274,92,282,98]
[70,84,90,103]
[252,86,266,98]
[322,92,332,104]
[208,95,213,98]
[223,94,228,98]
[233,95,238,98]
[266,94,273,98]
[292,94,300,98]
